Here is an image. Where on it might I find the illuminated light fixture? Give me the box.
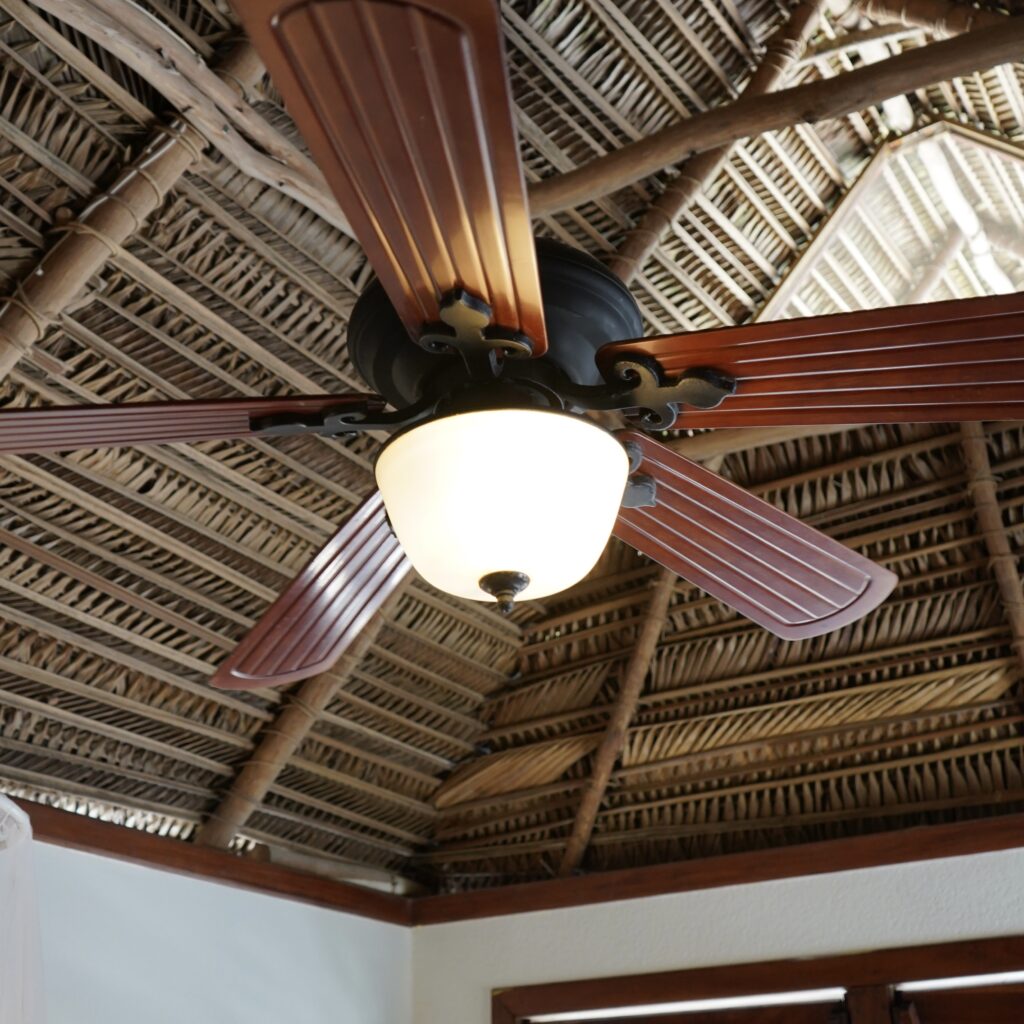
[900,971,1024,992]
[528,988,848,1021]
[375,408,628,609]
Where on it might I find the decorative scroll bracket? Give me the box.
[249,395,435,439]
[417,290,536,375]
[608,357,736,429]
[552,356,737,429]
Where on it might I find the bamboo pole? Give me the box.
[195,594,405,849]
[858,0,1006,37]
[557,567,676,875]
[528,20,1024,215]
[0,40,263,381]
[26,0,352,237]
[798,24,922,66]
[979,215,1024,263]
[960,422,1024,670]
[904,227,964,302]
[607,0,825,284]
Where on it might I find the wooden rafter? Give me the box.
[960,422,1024,672]
[528,18,1024,214]
[0,40,263,380]
[904,228,964,302]
[859,0,1006,37]
[608,0,826,284]
[194,593,408,849]
[798,24,923,66]
[557,568,677,875]
[24,0,352,237]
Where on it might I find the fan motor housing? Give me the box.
[347,238,644,408]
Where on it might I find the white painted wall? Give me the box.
[411,848,1024,1024]
[33,842,411,1024]
[29,840,1024,1024]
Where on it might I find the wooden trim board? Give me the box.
[414,811,1024,923]
[20,799,1024,926]
[20,799,413,926]
[492,935,1024,1021]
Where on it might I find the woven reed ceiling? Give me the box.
[0,0,1022,891]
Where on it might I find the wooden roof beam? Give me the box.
[528,18,1024,215]
[904,227,964,302]
[608,0,827,284]
[557,569,676,876]
[798,24,924,66]
[0,40,263,381]
[194,594,406,850]
[858,0,1007,37]
[544,8,860,869]
[26,0,352,237]
[979,214,1024,264]
[960,422,1024,673]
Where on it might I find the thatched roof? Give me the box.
[0,0,1022,891]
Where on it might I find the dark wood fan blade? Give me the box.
[212,492,411,690]
[0,395,381,454]
[600,291,1024,426]
[234,0,547,352]
[615,432,896,640]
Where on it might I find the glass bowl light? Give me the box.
[374,408,629,605]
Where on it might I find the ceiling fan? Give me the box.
[2,0,1022,692]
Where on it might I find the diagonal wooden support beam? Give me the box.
[0,40,263,380]
[960,422,1024,672]
[979,215,1024,264]
[858,0,1006,37]
[608,0,826,284]
[799,24,923,66]
[194,592,407,850]
[528,19,1024,215]
[28,0,351,237]
[555,8,843,874]
[558,567,676,876]
[548,3,849,862]
[904,228,964,303]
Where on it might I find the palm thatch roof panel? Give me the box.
[0,0,1022,891]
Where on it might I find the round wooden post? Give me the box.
[0,41,263,380]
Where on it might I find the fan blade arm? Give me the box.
[614,432,896,640]
[599,291,1024,427]
[0,394,386,454]
[213,492,411,690]
[232,0,547,355]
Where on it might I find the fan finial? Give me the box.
[479,571,530,614]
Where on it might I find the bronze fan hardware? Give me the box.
[2,0,1021,690]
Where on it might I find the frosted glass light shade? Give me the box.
[375,409,629,602]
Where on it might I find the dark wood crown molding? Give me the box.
[19,798,413,926]
[21,799,1024,927]
[414,812,1024,924]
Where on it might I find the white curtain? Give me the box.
[0,796,44,1023]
